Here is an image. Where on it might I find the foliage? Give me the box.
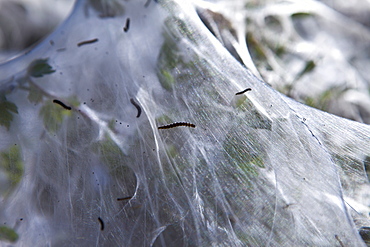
[27,58,56,78]
[0,226,18,243]
[0,94,18,130]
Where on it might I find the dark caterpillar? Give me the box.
[158,122,196,129]
[98,217,104,231]
[77,38,98,47]
[123,18,130,32]
[130,98,141,118]
[235,88,252,95]
[117,196,133,201]
[53,99,71,110]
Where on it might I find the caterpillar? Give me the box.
[235,88,252,95]
[123,18,130,32]
[53,99,71,110]
[158,122,196,129]
[130,98,141,118]
[98,217,104,231]
[117,196,133,201]
[77,38,98,47]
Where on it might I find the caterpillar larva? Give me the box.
[53,99,71,110]
[77,38,98,47]
[235,88,252,95]
[158,122,196,129]
[123,18,130,32]
[98,217,104,231]
[117,196,133,201]
[130,98,141,118]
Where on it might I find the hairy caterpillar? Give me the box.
[158,122,196,129]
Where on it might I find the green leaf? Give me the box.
[0,226,18,243]
[0,94,18,131]
[27,83,44,104]
[27,58,56,78]
[223,132,265,178]
[158,69,175,91]
[39,101,70,132]
[236,97,272,130]
[156,114,173,126]
[91,136,126,171]
[107,119,116,131]
[66,95,80,108]
[291,12,312,19]
[295,60,316,81]
[0,145,24,189]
